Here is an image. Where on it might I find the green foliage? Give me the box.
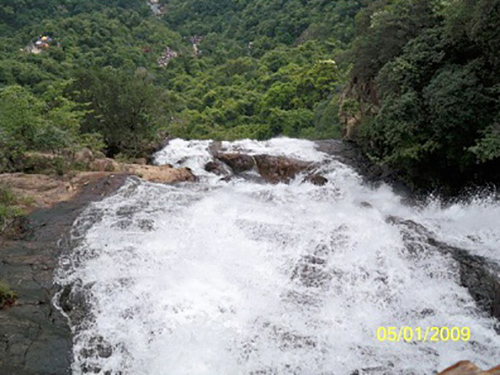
[0,184,23,235]
[2,0,499,190]
[0,83,94,172]
[71,67,172,157]
[0,184,17,206]
[0,85,44,171]
[351,0,500,188]
[165,0,364,48]
[313,96,343,138]
[469,121,500,163]
[0,0,360,152]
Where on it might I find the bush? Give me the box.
[71,67,173,158]
[0,184,23,234]
[0,83,95,173]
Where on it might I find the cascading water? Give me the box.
[55,138,500,375]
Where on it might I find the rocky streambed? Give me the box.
[0,161,195,374]
[0,175,128,375]
[1,139,500,374]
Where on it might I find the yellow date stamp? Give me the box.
[376,326,471,343]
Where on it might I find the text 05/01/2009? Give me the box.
[376,327,471,343]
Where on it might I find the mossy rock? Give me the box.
[0,282,18,309]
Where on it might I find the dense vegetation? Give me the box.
[350,0,500,189]
[0,0,499,190]
[0,0,359,168]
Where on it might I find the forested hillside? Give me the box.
[0,0,499,190]
[348,0,500,189]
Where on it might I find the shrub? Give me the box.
[0,184,23,234]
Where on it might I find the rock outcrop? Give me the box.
[204,160,230,176]
[216,153,256,174]
[87,157,197,183]
[253,155,313,184]
[0,165,196,213]
[0,160,197,373]
[0,174,129,375]
[387,216,500,321]
[214,152,321,184]
[303,173,329,186]
[438,361,500,375]
[120,164,197,184]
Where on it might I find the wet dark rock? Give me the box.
[204,161,220,173]
[315,140,414,200]
[216,153,256,174]
[146,137,171,164]
[58,282,94,325]
[439,242,500,321]
[0,174,129,375]
[291,255,333,289]
[303,173,328,186]
[204,160,230,176]
[387,216,500,321]
[58,285,73,314]
[253,155,314,184]
[138,219,155,231]
[419,308,435,317]
[80,336,113,360]
[360,201,373,209]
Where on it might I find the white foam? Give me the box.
[412,196,500,263]
[56,139,500,375]
[154,139,214,177]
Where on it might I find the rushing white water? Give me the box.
[56,138,500,375]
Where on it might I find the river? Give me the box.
[55,138,500,374]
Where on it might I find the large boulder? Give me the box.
[89,158,119,172]
[204,160,230,176]
[216,153,256,174]
[121,164,197,183]
[215,152,319,183]
[303,173,328,186]
[73,148,94,165]
[253,155,314,184]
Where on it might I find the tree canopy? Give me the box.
[1,0,499,190]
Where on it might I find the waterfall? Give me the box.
[55,138,500,375]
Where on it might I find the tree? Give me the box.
[71,67,172,157]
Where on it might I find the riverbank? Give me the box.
[0,161,196,374]
[0,174,129,374]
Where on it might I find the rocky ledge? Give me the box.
[387,216,500,322]
[0,163,196,374]
[0,175,129,374]
[0,164,195,213]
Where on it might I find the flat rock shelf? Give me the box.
[0,174,129,375]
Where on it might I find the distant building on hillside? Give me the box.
[25,34,60,54]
